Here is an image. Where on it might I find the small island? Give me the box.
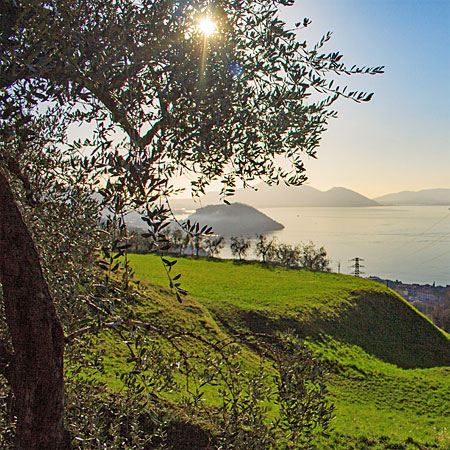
[187,202,284,237]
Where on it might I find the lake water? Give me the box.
[220,206,450,286]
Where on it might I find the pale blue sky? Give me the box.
[278,0,450,197]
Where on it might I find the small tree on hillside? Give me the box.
[204,235,225,257]
[230,236,251,261]
[128,230,153,253]
[192,234,204,257]
[432,289,450,332]
[255,234,278,264]
[169,228,188,256]
[299,241,331,272]
[276,243,302,268]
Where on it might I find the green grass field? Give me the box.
[93,254,450,448]
[128,254,450,367]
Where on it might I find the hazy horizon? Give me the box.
[170,180,450,201]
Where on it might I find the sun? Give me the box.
[198,17,217,37]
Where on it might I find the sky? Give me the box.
[275,0,450,198]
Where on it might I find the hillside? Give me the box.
[128,255,449,369]
[374,188,450,205]
[186,202,284,236]
[92,255,450,448]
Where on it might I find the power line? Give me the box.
[402,231,450,258]
[384,210,450,256]
[349,257,365,277]
[410,210,450,239]
[417,249,450,266]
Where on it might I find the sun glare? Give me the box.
[198,17,217,37]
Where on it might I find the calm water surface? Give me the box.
[256,206,450,286]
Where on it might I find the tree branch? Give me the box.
[140,118,165,150]
[84,81,142,146]
[65,317,278,354]
[64,321,123,343]
[4,156,36,206]
[80,78,168,154]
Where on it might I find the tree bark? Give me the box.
[0,170,70,449]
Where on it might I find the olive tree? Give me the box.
[0,0,381,447]
[230,236,251,261]
[169,228,189,256]
[203,235,225,257]
[299,241,331,272]
[255,234,278,264]
[276,242,302,268]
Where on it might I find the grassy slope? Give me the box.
[120,254,450,447]
[128,254,450,368]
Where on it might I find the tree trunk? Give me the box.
[0,170,70,449]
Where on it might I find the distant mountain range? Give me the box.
[99,186,450,231]
[170,184,379,209]
[169,185,450,210]
[374,189,450,206]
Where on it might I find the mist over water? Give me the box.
[257,206,450,286]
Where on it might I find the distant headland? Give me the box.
[186,203,284,237]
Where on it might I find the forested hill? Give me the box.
[186,203,284,236]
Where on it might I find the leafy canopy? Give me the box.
[1,0,382,214]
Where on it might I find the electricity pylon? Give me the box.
[349,257,365,277]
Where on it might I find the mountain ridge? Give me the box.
[170,186,450,209]
[170,184,380,209]
[374,188,450,205]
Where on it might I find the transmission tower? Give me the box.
[349,257,365,277]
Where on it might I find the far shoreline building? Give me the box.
[368,276,448,304]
